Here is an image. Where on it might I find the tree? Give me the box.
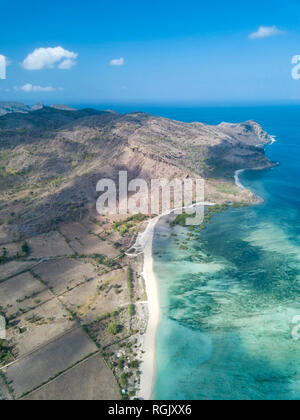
[108,322,119,336]
[21,241,30,256]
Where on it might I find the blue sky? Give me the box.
[1,0,300,105]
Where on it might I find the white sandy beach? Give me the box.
[234,135,276,191]
[137,215,160,400]
[234,169,247,190]
[135,164,270,399]
[130,202,215,400]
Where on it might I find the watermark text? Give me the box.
[0,315,6,340]
[292,55,300,80]
[96,172,205,226]
[0,55,6,80]
[292,315,300,341]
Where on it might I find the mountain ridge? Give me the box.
[0,106,275,241]
[0,101,80,117]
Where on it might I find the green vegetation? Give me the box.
[170,204,229,228]
[0,371,14,397]
[114,242,123,249]
[112,213,148,236]
[0,248,8,264]
[91,253,120,269]
[215,184,238,195]
[113,284,121,294]
[170,212,190,227]
[230,202,249,209]
[0,241,30,265]
[68,310,77,321]
[21,241,30,257]
[108,322,121,336]
[130,360,140,369]
[127,267,133,292]
[25,314,44,324]
[119,372,128,387]
[128,304,135,317]
[0,339,13,364]
[95,309,121,322]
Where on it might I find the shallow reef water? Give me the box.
[153,106,300,400]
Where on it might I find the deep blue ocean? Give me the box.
[145,105,300,400]
[81,104,300,399]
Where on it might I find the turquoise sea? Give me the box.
[79,104,300,399]
[148,105,300,400]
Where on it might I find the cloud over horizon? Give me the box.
[22,47,78,70]
[14,83,63,93]
[249,26,285,39]
[109,57,125,66]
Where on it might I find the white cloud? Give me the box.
[5,58,12,66]
[22,47,78,70]
[14,83,63,93]
[110,57,125,66]
[58,59,77,70]
[249,26,285,39]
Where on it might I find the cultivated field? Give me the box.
[8,298,76,358]
[32,258,99,295]
[27,231,73,259]
[60,268,129,323]
[0,375,12,400]
[22,353,120,400]
[3,327,97,399]
[0,261,34,282]
[69,235,119,258]
[0,214,147,400]
[59,221,120,257]
[0,271,52,317]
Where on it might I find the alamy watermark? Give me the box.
[0,55,6,80]
[96,171,205,225]
[0,315,6,340]
[292,55,300,80]
[292,315,300,341]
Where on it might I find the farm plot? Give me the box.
[4,327,97,399]
[0,261,34,282]
[7,298,75,358]
[0,242,22,258]
[0,375,12,400]
[60,268,129,323]
[59,222,91,241]
[0,271,52,318]
[32,258,98,295]
[22,353,120,400]
[83,306,131,350]
[0,226,14,245]
[80,220,105,236]
[27,231,73,259]
[69,235,119,258]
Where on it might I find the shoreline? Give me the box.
[234,169,247,190]
[234,134,277,194]
[126,214,161,400]
[128,202,215,400]
[134,153,276,399]
[138,215,160,400]
[131,130,277,400]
